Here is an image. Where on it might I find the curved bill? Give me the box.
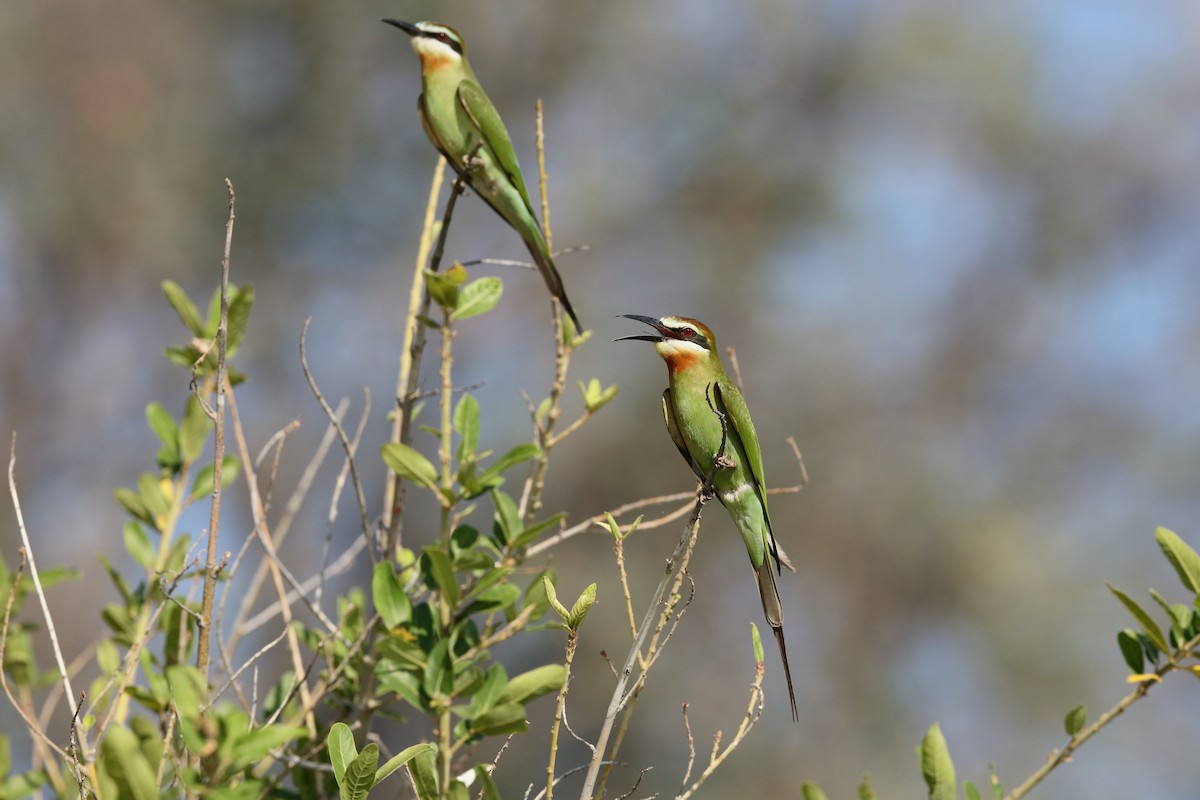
[615,314,668,342]
[382,19,422,36]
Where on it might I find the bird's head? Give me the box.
[617,315,718,374]
[383,20,466,70]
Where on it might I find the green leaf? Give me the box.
[230,724,308,770]
[481,442,541,479]
[467,664,508,718]
[373,562,412,629]
[225,284,255,355]
[162,280,206,336]
[422,547,459,610]
[179,395,213,465]
[509,512,567,551]
[750,622,764,665]
[409,749,439,800]
[99,726,159,800]
[1156,527,1200,594]
[460,582,522,617]
[188,455,241,503]
[137,473,169,526]
[578,379,620,413]
[1063,704,1087,736]
[146,403,180,468]
[96,639,121,676]
[375,743,437,786]
[123,522,155,572]
[1107,584,1169,652]
[382,442,439,490]
[341,742,378,800]
[452,276,503,321]
[965,782,981,800]
[801,782,830,800]
[425,263,467,308]
[474,765,502,800]
[491,490,520,546]
[469,703,528,736]
[543,576,570,622]
[858,773,878,800]
[568,583,598,629]
[920,723,957,800]
[453,393,480,461]
[988,766,1003,800]
[422,639,453,699]
[496,664,565,706]
[166,665,206,720]
[115,487,151,526]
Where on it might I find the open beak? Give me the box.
[381,19,422,37]
[615,314,670,343]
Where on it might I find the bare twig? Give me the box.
[228,399,350,653]
[196,178,235,677]
[578,495,707,800]
[299,318,372,549]
[675,659,765,800]
[224,380,318,737]
[9,436,79,718]
[545,629,578,800]
[69,692,88,800]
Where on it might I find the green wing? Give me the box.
[713,377,774,535]
[456,80,538,216]
[663,389,704,482]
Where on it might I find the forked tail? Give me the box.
[756,560,799,721]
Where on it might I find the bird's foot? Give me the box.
[462,142,485,173]
[714,454,736,471]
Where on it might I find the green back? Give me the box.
[456,79,538,218]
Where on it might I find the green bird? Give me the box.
[619,314,798,720]
[383,19,581,330]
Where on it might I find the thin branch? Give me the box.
[675,661,766,800]
[0,549,69,761]
[299,318,372,549]
[578,495,707,800]
[545,629,578,800]
[8,437,80,738]
[196,178,234,678]
[228,399,350,653]
[224,379,318,738]
[1003,629,1200,800]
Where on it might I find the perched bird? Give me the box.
[383,19,581,330]
[618,314,798,720]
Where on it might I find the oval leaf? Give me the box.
[382,443,439,490]
[1156,527,1200,594]
[327,722,356,783]
[1107,584,1169,653]
[920,723,957,800]
[1063,704,1087,736]
[496,664,566,706]
[452,277,503,321]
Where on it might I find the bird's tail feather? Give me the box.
[755,560,799,721]
[522,227,581,331]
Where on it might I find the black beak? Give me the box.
[382,19,422,37]
[615,314,668,343]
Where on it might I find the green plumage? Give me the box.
[622,315,799,721]
[385,19,580,330]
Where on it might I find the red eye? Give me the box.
[680,327,696,338]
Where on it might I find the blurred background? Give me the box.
[2,0,1198,796]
